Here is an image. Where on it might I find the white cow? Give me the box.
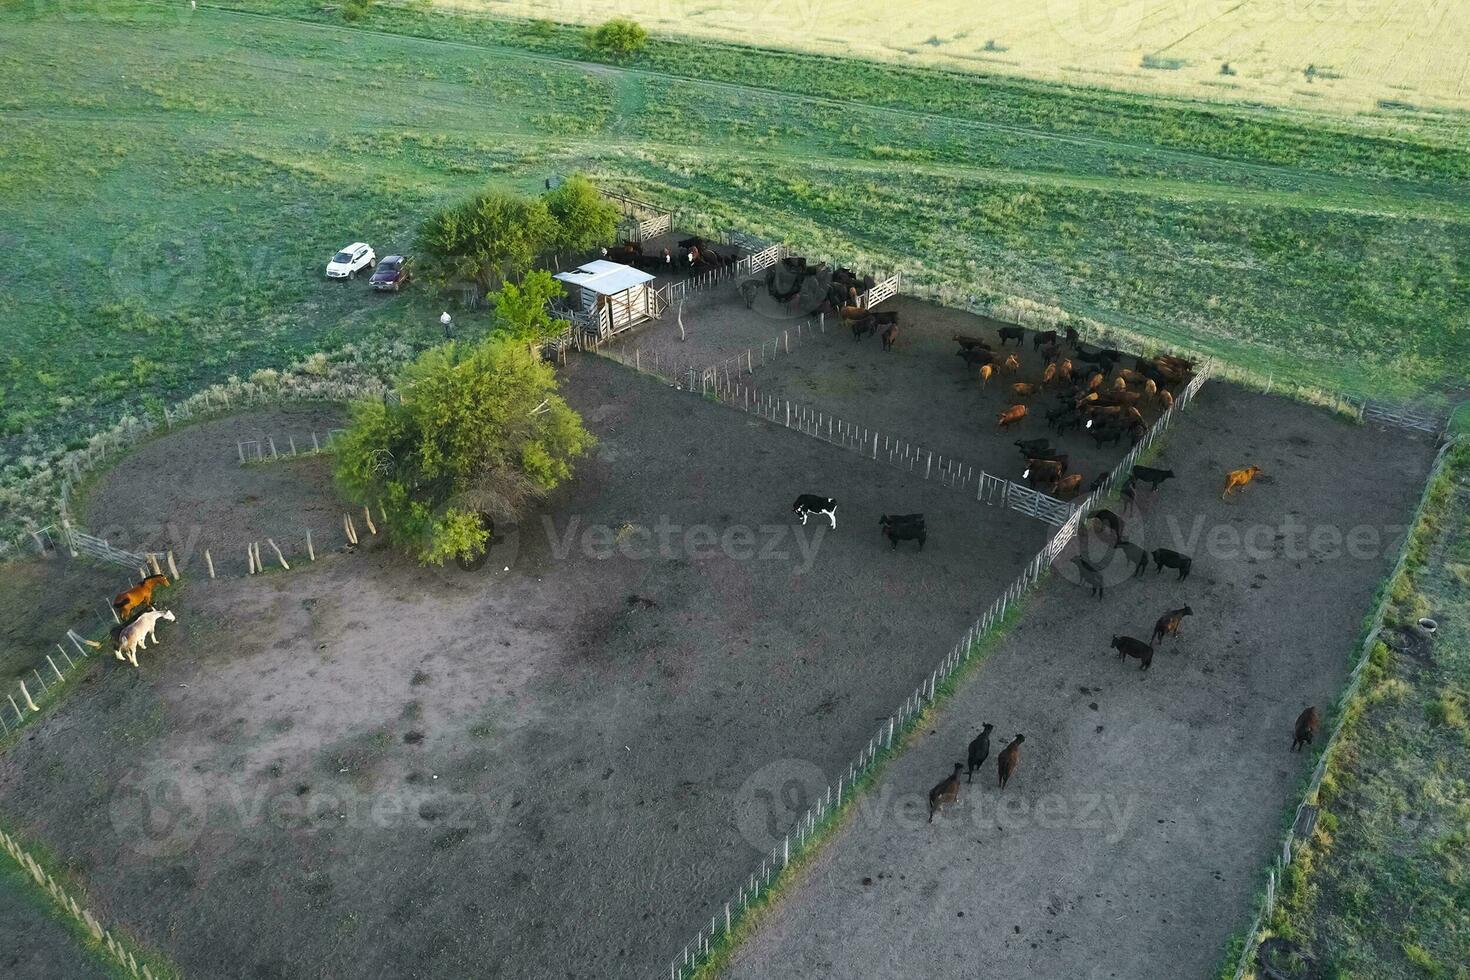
[116,609,176,668]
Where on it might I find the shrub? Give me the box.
[342,0,373,22]
[334,335,593,566]
[542,174,618,255]
[585,18,647,61]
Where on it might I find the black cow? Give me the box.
[1032,329,1058,352]
[1152,548,1192,580]
[792,495,837,529]
[851,316,877,341]
[966,723,993,784]
[1014,438,1052,457]
[881,323,898,351]
[878,513,924,533]
[1111,635,1154,671]
[1072,556,1105,599]
[883,521,926,551]
[1132,465,1176,491]
[1090,508,1123,541]
[1114,539,1149,578]
[958,347,995,367]
[998,325,1025,347]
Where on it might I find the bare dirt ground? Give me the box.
[723,383,1437,980]
[0,556,119,686]
[83,403,350,576]
[0,354,1049,979]
[606,288,1156,491]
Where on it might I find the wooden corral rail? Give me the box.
[1360,399,1446,435]
[603,190,674,243]
[857,273,900,309]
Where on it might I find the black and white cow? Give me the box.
[792,495,837,529]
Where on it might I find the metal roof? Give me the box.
[554,259,655,296]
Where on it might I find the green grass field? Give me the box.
[0,0,1466,523]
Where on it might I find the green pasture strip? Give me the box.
[1219,441,1470,978]
[199,0,1470,184]
[0,853,122,980]
[0,816,183,980]
[606,161,1468,404]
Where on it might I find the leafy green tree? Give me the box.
[491,271,572,344]
[586,19,648,61]
[335,336,593,566]
[417,190,555,295]
[543,174,619,256]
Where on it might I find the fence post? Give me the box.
[204,549,215,579]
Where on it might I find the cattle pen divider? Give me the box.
[584,307,1213,979]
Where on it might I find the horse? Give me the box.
[113,574,170,620]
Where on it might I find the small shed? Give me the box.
[554,260,659,339]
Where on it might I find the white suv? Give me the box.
[326,242,376,279]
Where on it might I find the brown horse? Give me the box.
[113,574,169,620]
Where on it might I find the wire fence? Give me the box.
[1227,435,1461,980]
[0,820,167,978]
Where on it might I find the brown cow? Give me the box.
[1159,388,1174,409]
[978,364,995,386]
[928,763,963,822]
[997,734,1024,790]
[1058,358,1074,382]
[1087,372,1104,391]
[1011,383,1037,399]
[997,405,1027,430]
[1002,353,1021,374]
[1041,363,1058,387]
[1051,473,1083,499]
[1150,605,1193,645]
[1222,465,1262,498]
[113,574,170,620]
[1292,706,1320,751]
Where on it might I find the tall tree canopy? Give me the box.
[417,174,617,297]
[543,174,619,255]
[491,271,572,344]
[417,191,555,294]
[335,336,593,566]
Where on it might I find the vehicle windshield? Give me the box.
[378,259,400,271]
[332,251,353,263]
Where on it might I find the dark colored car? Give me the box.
[370,255,411,292]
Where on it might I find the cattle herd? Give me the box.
[786,316,1315,815]
[601,236,739,273]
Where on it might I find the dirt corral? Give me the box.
[0,355,1052,979]
[82,403,350,574]
[722,383,1437,980]
[605,288,1159,493]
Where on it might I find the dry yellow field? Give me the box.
[445,0,1470,114]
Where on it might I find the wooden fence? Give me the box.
[1359,399,1446,435]
[1227,435,1461,980]
[0,821,167,978]
[237,428,345,464]
[857,273,900,309]
[604,190,674,243]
